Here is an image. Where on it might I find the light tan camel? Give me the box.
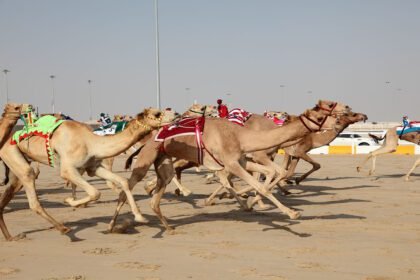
[356,127,420,180]
[109,104,346,232]
[0,108,177,241]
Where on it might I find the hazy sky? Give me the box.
[1,0,419,121]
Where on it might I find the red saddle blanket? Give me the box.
[155,117,205,142]
[227,108,252,126]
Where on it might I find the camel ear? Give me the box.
[137,112,145,120]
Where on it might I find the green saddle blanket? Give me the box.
[11,115,64,167]
[93,121,128,136]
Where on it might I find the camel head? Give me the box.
[341,112,368,124]
[183,104,218,118]
[300,107,342,132]
[2,103,27,120]
[316,100,352,116]
[136,107,179,129]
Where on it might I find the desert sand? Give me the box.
[0,154,419,280]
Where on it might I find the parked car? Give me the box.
[330,132,378,146]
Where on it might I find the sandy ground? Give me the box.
[0,154,419,280]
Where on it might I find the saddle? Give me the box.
[11,115,65,167]
[155,117,205,141]
[154,116,221,166]
[397,122,420,136]
[93,121,128,136]
[227,108,252,126]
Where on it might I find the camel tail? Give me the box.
[125,145,145,170]
[368,133,385,144]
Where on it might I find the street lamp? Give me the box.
[185,87,191,105]
[154,0,161,109]
[50,75,56,113]
[280,85,285,107]
[88,80,93,120]
[2,69,10,103]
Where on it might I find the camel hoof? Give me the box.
[134,215,149,224]
[8,232,27,241]
[174,188,181,197]
[181,189,192,197]
[289,211,301,220]
[64,197,76,206]
[166,226,175,234]
[281,189,292,196]
[204,199,215,206]
[404,176,410,182]
[60,226,71,234]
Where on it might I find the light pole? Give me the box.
[280,85,285,107]
[185,87,191,105]
[154,0,161,109]
[88,80,93,120]
[50,75,56,113]
[3,69,10,103]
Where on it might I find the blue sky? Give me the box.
[1,0,419,121]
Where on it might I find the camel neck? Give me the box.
[91,119,151,159]
[238,119,317,153]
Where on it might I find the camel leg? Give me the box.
[226,161,300,219]
[405,157,420,181]
[102,157,119,193]
[215,170,250,210]
[0,160,9,186]
[172,160,195,196]
[295,154,321,185]
[150,155,174,231]
[1,149,70,239]
[94,166,148,223]
[0,172,25,240]
[108,143,159,231]
[204,184,224,206]
[357,145,397,175]
[61,166,101,207]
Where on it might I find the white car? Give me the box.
[330,132,379,146]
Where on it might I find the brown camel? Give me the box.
[0,108,177,241]
[109,103,347,232]
[356,127,420,180]
[281,111,368,185]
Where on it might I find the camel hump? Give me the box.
[368,133,384,144]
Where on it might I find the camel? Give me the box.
[109,102,348,232]
[0,107,177,241]
[356,127,420,180]
[281,111,368,185]
[0,103,28,149]
[143,101,351,203]
[69,103,218,199]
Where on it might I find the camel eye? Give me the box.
[317,117,323,122]
[201,106,206,111]
[155,112,161,118]
[329,103,334,108]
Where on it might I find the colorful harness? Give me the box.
[11,115,64,167]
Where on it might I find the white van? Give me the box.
[330,132,378,146]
